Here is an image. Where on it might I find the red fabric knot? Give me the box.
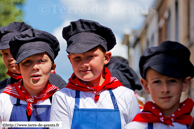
[66,67,123,102]
[132,98,194,126]
[3,80,59,116]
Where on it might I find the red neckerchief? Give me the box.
[3,80,59,116]
[6,70,22,80]
[66,67,123,102]
[132,98,194,126]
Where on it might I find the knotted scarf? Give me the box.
[3,80,59,116]
[132,98,194,126]
[66,67,122,102]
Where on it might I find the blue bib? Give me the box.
[9,98,51,129]
[71,90,121,129]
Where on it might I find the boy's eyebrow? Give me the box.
[150,77,161,80]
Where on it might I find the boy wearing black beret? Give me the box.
[0,28,60,126]
[50,19,140,129]
[0,22,32,93]
[125,41,194,129]
[0,22,66,94]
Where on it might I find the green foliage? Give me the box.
[0,0,25,81]
[0,55,8,81]
[0,0,25,27]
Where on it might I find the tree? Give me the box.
[0,0,25,81]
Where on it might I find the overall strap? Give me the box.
[148,122,153,129]
[49,96,52,104]
[108,89,118,109]
[16,98,21,105]
[74,90,80,109]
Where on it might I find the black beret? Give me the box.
[9,28,60,63]
[62,19,116,53]
[105,56,142,91]
[0,22,32,50]
[139,40,194,79]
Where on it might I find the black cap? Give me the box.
[105,56,142,91]
[139,40,194,79]
[0,22,32,50]
[62,19,116,54]
[9,29,60,64]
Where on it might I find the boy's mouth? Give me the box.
[31,74,41,79]
[160,96,172,101]
[80,69,91,73]
[9,63,15,67]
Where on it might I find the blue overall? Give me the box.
[9,98,52,129]
[148,122,189,129]
[71,90,122,129]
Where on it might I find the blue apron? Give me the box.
[9,98,52,129]
[71,90,121,129]
[148,122,189,129]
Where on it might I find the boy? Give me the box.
[0,28,60,128]
[0,22,66,93]
[50,19,140,129]
[0,22,32,93]
[125,41,194,129]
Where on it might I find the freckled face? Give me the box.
[1,49,19,74]
[68,47,111,86]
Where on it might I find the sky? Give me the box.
[22,0,155,82]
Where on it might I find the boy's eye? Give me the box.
[40,59,46,63]
[153,80,161,84]
[87,55,94,59]
[2,53,8,56]
[22,60,32,65]
[169,79,177,83]
[74,57,81,61]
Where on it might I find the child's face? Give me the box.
[141,68,191,116]
[0,49,19,74]
[16,52,55,96]
[68,47,111,86]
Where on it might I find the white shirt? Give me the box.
[50,86,140,129]
[0,93,51,129]
[125,121,189,129]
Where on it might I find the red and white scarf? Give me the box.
[6,70,22,80]
[132,98,194,126]
[3,80,59,116]
[66,67,123,102]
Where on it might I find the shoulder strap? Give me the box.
[49,96,52,103]
[148,122,153,129]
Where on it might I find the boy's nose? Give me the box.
[81,58,89,66]
[161,83,170,93]
[32,63,40,70]
[8,54,14,61]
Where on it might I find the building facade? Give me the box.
[122,0,194,102]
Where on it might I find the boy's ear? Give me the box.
[67,55,72,63]
[141,78,150,94]
[182,76,191,92]
[104,51,112,65]
[51,63,56,73]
